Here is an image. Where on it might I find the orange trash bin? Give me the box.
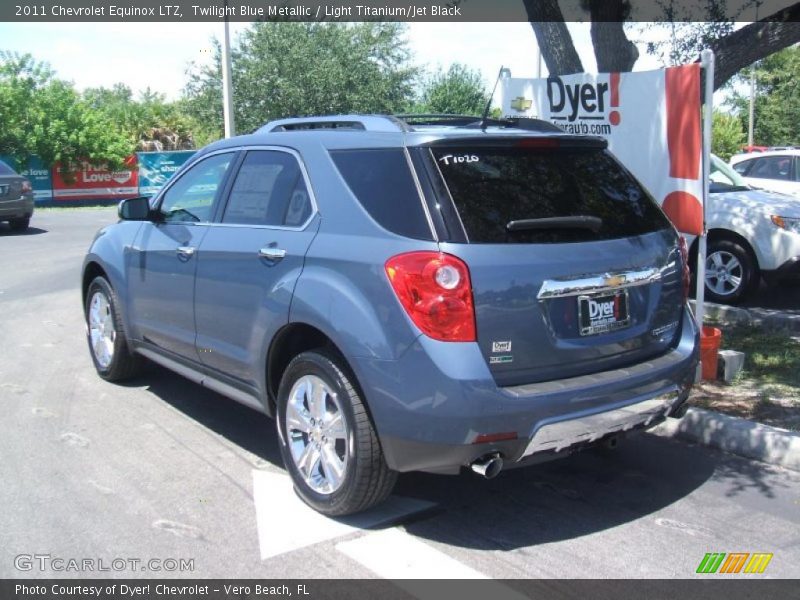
[700,326,722,381]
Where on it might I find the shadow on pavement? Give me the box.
[122,362,285,470]
[123,363,785,551]
[0,226,48,236]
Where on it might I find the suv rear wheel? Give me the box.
[85,276,143,381]
[276,350,396,515]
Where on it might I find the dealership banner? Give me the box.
[499,64,703,235]
[0,155,53,203]
[137,151,195,196]
[51,156,139,201]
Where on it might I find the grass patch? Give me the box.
[719,325,800,388]
[690,323,800,430]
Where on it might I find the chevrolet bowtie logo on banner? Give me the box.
[510,96,532,112]
[696,552,773,574]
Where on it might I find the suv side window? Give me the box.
[731,159,753,176]
[330,149,433,240]
[222,150,312,227]
[159,153,233,223]
[748,155,792,180]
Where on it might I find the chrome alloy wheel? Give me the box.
[88,291,116,369]
[705,250,743,297]
[285,374,349,494]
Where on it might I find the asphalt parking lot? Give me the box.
[1,208,799,580]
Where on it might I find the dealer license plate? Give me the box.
[578,290,630,336]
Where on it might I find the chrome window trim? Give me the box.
[403,146,438,242]
[426,147,470,243]
[151,145,319,232]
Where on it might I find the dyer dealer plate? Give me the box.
[578,290,630,336]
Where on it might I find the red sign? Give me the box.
[52,156,139,201]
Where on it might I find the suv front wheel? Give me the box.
[704,239,758,304]
[276,350,396,516]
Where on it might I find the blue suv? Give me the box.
[82,115,699,515]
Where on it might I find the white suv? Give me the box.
[729,149,800,198]
[691,155,800,304]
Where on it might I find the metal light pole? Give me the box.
[695,49,715,332]
[221,0,235,138]
[747,5,760,147]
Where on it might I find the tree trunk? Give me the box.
[587,0,639,72]
[711,5,800,90]
[522,0,583,75]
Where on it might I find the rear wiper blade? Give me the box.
[506,216,603,232]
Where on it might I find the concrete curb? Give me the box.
[690,299,800,332]
[651,407,800,472]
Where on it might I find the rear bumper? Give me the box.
[0,195,34,220]
[353,306,699,474]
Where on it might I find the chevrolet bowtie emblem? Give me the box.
[510,96,533,112]
[604,274,626,287]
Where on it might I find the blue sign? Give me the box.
[0,155,53,203]
[137,151,195,196]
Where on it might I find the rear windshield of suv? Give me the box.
[431,145,671,244]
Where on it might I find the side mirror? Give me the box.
[118,196,152,221]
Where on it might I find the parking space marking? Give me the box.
[252,469,436,559]
[337,528,530,599]
[336,527,488,578]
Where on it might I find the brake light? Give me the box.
[385,251,476,342]
[516,138,559,149]
[21,180,32,194]
[678,236,691,304]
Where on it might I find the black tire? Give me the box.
[703,239,758,305]
[276,350,396,516]
[9,217,30,232]
[85,276,143,381]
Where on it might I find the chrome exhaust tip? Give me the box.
[471,454,503,479]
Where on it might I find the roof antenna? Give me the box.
[480,66,507,131]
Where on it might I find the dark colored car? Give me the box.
[82,115,699,515]
[0,159,34,232]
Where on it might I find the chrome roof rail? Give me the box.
[258,115,410,133]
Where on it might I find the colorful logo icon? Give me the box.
[696,552,773,574]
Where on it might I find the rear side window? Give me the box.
[223,151,312,227]
[331,149,433,240]
[431,146,671,244]
[0,160,16,175]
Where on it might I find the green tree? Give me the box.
[83,84,200,150]
[729,46,800,147]
[415,64,488,116]
[0,51,130,169]
[712,110,745,160]
[183,22,418,137]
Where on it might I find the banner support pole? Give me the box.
[695,49,714,331]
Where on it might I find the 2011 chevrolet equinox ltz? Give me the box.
[82,115,699,515]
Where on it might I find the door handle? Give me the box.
[258,247,287,261]
[176,245,196,258]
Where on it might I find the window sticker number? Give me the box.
[438,154,479,166]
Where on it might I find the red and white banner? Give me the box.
[499,64,703,235]
[52,156,139,201]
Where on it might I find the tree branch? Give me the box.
[710,4,800,90]
[587,0,639,72]
[522,0,583,75]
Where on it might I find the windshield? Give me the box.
[710,155,749,192]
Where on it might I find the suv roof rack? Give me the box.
[259,115,410,133]
[258,114,564,135]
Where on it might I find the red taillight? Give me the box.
[678,236,691,304]
[21,180,32,194]
[385,251,476,342]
